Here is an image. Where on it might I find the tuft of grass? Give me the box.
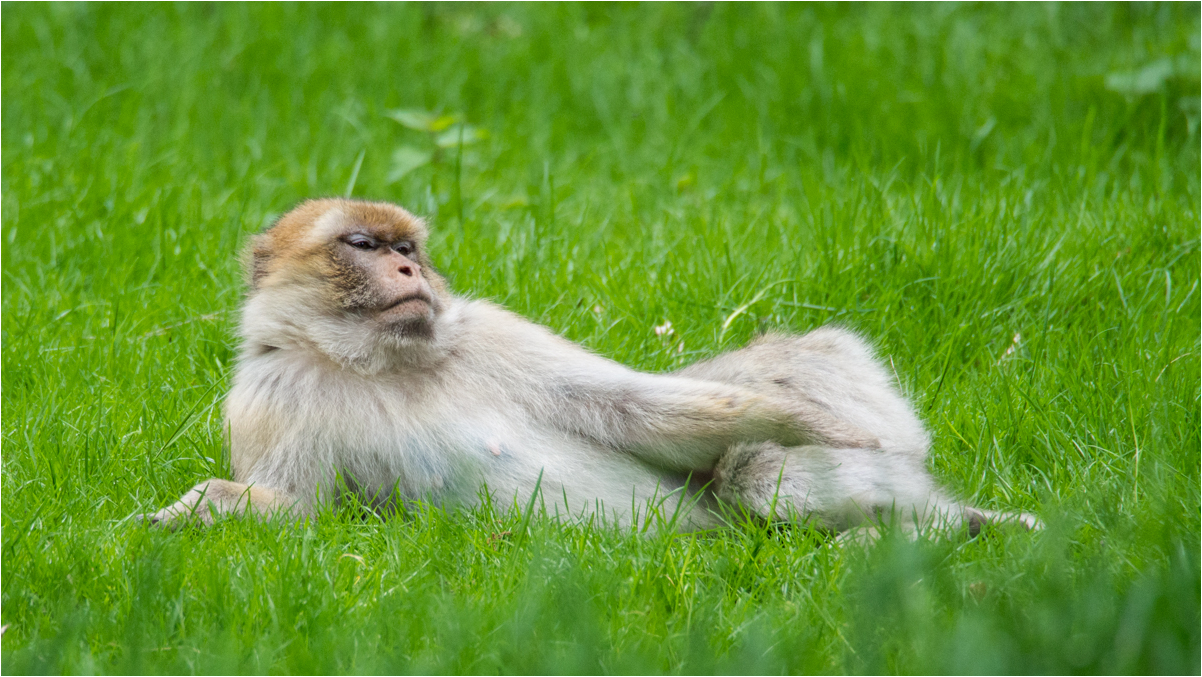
[3,4,1198,674]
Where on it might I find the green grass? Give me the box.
[2,3,1199,674]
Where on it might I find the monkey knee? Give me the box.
[793,326,876,361]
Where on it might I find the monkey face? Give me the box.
[249,199,451,342]
[324,229,443,338]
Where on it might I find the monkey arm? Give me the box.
[470,303,876,472]
[527,363,885,471]
[553,371,878,471]
[527,366,809,472]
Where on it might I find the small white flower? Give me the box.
[999,332,1021,361]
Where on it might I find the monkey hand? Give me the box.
[137,479,296,529]
[136,482,223,529]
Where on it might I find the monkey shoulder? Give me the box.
[445,298,607,374]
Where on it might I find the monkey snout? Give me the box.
[387,251,420,278]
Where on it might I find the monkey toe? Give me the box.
[135,510,177,529]
[1010,511,1043,531]
[966,510,986,538]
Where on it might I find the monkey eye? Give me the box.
[393,241,416,257]
[345,235,377,250]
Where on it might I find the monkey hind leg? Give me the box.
[679,327,931,458]
[712,442,1035,537]
[138,479,301,529]
[711,442,937,531]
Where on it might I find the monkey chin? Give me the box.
[375,300,438,340]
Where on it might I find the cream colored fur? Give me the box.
[143,201,1038,536]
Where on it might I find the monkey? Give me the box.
[141,198,1038,536]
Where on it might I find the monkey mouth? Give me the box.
[380,293,433,313]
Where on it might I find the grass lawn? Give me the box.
[2,4,1199,674]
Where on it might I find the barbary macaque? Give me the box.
[142,198,1038,535]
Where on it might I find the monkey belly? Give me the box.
[470,433,715,527]
[328,428,714,528]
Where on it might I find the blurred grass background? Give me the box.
[2,3,1199,674]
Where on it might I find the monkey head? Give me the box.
[243,199,453,369]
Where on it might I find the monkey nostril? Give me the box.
[398,264,415,277]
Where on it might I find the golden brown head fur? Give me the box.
[248,198,445,297]
[236,199,454,370]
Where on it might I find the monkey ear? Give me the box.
[247,236,273,290]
